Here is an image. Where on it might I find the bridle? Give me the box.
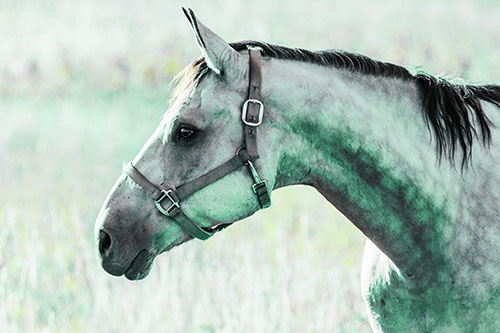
[124,49,270,240]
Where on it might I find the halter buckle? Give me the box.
[247,160,267,192]
[247,161,270,209]
[154,189,179,217]
[241,99,264,126]
[252,180,267,194]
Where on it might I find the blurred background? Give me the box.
[1,0,499,331]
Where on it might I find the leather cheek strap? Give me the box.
[244,49,263,160]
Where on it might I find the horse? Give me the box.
[95,8,500,332]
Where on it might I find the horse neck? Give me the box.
[263,59,461,278]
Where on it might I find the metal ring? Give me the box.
[235,146,250,165]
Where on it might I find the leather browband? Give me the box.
[124,48,270,240]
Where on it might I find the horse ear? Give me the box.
[182,8,244,79]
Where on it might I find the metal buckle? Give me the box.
[246,160,267,192]
[154,189,179,216]
[252,180,267,194]
[241,99,264,126]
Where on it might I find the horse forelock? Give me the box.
[168,56,208,108]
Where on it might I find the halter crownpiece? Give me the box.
[124,49,271,240]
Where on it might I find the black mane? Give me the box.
[192,41,500,167]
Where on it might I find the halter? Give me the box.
[124,49,271,240]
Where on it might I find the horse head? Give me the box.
[95,9,282,280]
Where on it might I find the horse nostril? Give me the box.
[98,230,112,258]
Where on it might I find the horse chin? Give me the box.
[124,249,155,280]
[159,234,194,254]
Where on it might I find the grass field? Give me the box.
[1,0,500,332]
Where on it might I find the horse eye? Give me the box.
[176,126,198,140]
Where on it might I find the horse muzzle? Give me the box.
[97,226,156,280]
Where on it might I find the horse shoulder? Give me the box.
[361,237,500,332]
[360,239,416,332]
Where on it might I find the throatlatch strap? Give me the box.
[244,49,262,160]
[254,181,271,208]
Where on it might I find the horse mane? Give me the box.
[173,41,500,167]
